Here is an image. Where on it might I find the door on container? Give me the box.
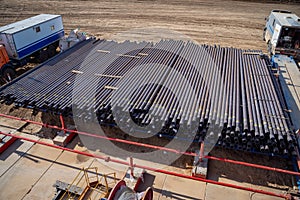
[271,24,282,53]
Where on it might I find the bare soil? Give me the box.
[0,0,300,51]
[0,0,299,194]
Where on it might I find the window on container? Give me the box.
[272,19,276,27]
[51,25,55,30]
[36,26,41,33]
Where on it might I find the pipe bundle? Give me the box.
[0,39,296,156]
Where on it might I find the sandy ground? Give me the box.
[1,0,300,199]
[0,0,300,51]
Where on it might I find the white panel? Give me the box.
[0,34,17,58]
[13,16,63,51]
[271,24,281,47]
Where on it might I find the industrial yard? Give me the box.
[0,0,300,200]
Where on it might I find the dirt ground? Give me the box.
[0,0,300,51]
[1,0,300,197]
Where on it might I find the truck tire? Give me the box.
[47,44,56,58]
[1,66,16,84]
[38,49,48,63]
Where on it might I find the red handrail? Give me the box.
[0,131,290,199]
[0,113,299,176]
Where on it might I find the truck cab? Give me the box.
[0,45,15,83]
[0,45,9,68]
[264,10,300,60]
[0,14,64,83]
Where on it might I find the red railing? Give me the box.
[0,131,290,199]
[0,113,298,176]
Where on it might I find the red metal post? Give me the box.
[0,136,17,154]
[199,142,205,162]
[59,114,66,134]
[130,157,135,178]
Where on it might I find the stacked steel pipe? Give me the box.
[0,39,297,156]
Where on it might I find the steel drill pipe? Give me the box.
[0,40,296,156]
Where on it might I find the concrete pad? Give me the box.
[90,158,128,179]
[0,142,62,200]
[205,183,283,200]
[205,183,251,200]
[0,118,27,133]
[147,171,167,200]
[22,147,95,200]
[0,132,287,200]
[0,133,39,176]
[217,176,287,199]
[159,175,206,200]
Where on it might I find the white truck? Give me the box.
[264,10,300,140]
[263,10,300,60]
[264,11,300,194]
[0,14,65,82]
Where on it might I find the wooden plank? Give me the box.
[242,52,261,55]
[94,74,122,79]
[104,85,118,90]
[138,53,148,56]
[116,54,140,59]
[97,50,110,53]
[72,70,84,74]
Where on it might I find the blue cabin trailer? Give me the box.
[263,10,300,60]
[0,14,64,62]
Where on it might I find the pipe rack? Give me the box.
[0,39,297,156]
